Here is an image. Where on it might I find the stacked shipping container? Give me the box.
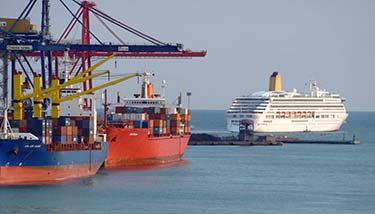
[108,106,191,136]
[5,114,96,145]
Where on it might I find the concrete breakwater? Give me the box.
[188,133,282,146]
[188,133,360,146]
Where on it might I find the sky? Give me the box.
[1,0,374,111]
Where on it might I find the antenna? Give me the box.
[161,80,167,98]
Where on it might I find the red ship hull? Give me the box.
[0,163,102,185]
[105,128,189,168]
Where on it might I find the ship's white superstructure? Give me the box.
[227,73,348,133]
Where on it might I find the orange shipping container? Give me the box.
[45,136,50,145]
[154,120,163,127]
[184,126,191,134]
[171,114,180,120]
[67,126,73,135]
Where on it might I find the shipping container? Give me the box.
[107,114,113,122]
[58,117,71,126]
[153,128,162,135]
[171,114,180,120]
[142,121,149,128]
[160,107,170,115]
[170,127,180,135]
[170,120,181,127]
[154,120,163,128]
[134,120,143,128]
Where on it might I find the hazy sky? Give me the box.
[2,0,374,111]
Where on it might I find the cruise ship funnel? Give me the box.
[269,72,282,91]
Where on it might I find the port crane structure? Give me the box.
[0,0,206,114]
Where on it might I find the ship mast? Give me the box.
[103,89,109,129]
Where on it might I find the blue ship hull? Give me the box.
[0,139,108,185]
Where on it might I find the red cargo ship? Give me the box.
[102,72,191,168]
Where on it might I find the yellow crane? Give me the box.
[13,54,140,120]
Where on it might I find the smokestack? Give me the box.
[269,72,282,91]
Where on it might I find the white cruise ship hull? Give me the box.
[227,115,348,133]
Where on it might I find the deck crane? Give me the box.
[0,0,206,114]
[13,54,140,120]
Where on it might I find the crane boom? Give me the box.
[20,54,114,100]
[60,73,139,102]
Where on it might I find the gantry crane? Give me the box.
[0,0,206,114]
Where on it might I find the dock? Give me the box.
[189,133,360,146]
[278,137,360,145]
[188,140,282,146]
[188,133,282,146]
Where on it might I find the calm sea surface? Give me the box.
[1,110,375,214]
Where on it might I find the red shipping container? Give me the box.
[52,118,59,127]
[19,120,27,129]
[19,127,27,132]
[115,106,126,114]
[170,127,179,135]
[67,135,73,144]
[160,107,170,115]
[170,120,181,127]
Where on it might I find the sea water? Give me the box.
[0,111,374,214]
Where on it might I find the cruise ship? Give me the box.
[227,72,348,133]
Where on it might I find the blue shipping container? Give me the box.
[142,121,149,128]
[107,114,113,122]
[154,128,162,135]
[134,120,142,128]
